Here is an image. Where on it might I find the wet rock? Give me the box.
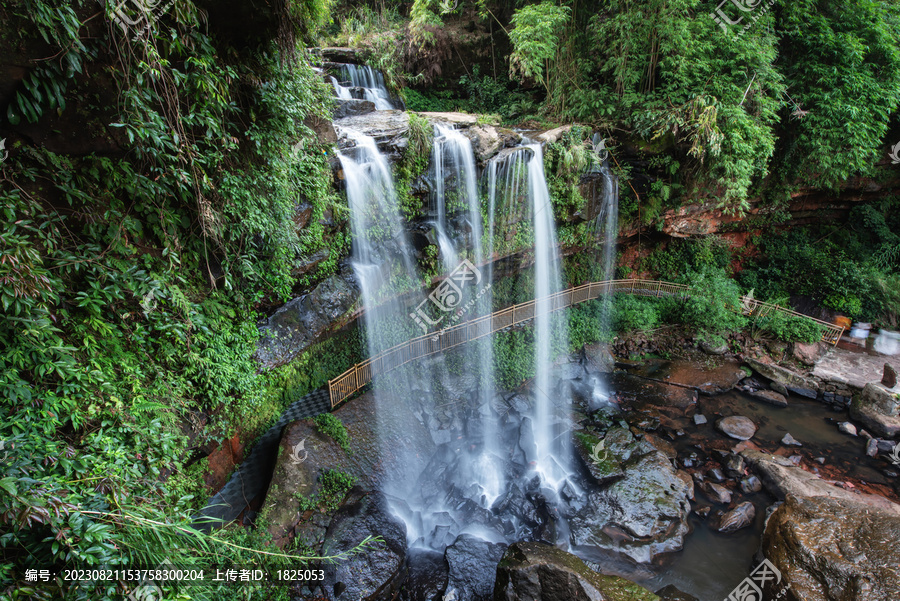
[748,389,788,408]
[333,98,376,119]
[443,534,507,601]
[304,114,338,145]
[883,363,897,388]
[762,494,900,601]
[701,482,732,505]
[787,386,818,399]
[745,358,819,391]
[876,439,897,453]
[336,110,410,159]
[694,505,711,518]
[404,548,448,601]
[788,454,802,465]
[493,542,660,601]
[740,475,762,493]
[792,341,826,366]
[322,492,407,601]
[725,454,746,478]
[850,382,900,438]
[781,433,802,446]
[770,381,789,397]
[706,467,725,483]
[643,433,676,459]
[655,584,699,601]
[319,47,362,63]
[569,439,692,563]
[814,457,826,464]
[740,450,900,515]
[866,438,878,457]
[657,360,746,395]
[462,125,519,163]
[582,342,615,374]
[256,272,359,368]
[692,414,707,425]
[716,416,757,440]
[715,501,756,533]
[573,431,625,486]
[838,422,858,436]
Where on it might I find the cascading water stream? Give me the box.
[430,122,504,506]
[333,63,399,110]
[588,134,619,407]
[336,126,439,544]
[526,142,572,489]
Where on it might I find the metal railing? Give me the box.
[327,279,844,407]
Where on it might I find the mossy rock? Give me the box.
[494,541,660,601]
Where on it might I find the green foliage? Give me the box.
[508,2,571,94]
[738,225,898,321]
[612,296,661,333]
[313,413,352,454]
[642,236,733,281]
[0,1,344,596]
[753,305,825,343]
[394,112,433,220]
[773,0,900,188]
[674,267,748,346]
[297,469,357,513]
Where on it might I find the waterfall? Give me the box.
[430,123,504,507]
[333,64,399,110]
[526,142,572,489]
[589,134,619,406]
[337,126,436,545]
[485,143,573,490]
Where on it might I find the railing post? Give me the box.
[630,279,635,294]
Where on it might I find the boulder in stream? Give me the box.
[716,416,757,440]
[850,382,900,438]
[493,542,660,601]
[762,494,900,601]
[748,389,788,407]
[745,358,819,393]
[569,429,693,563]
[740,450,900,515]
[715,501,755,533]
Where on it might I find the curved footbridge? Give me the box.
[327,278,844,407]
[197,278,842,527]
